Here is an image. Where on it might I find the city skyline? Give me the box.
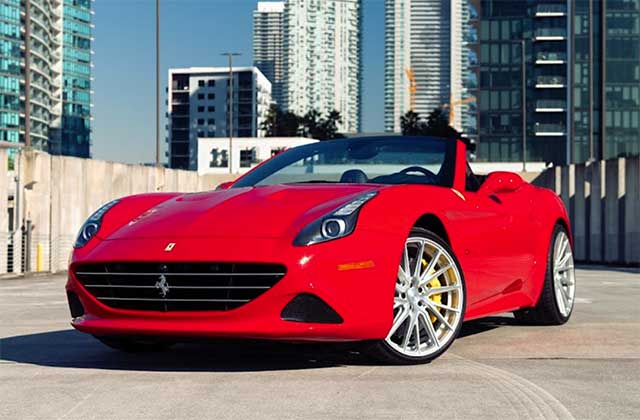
[91,0,385,165]
[3,0,640,167]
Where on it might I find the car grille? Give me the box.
[74,262,286,312]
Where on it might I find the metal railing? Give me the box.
[535,4,567,15]
[534,123,566,134]
[534,28,567,38]
[536,99,566,109]
[536,76,566,86]
[536,52,567,62]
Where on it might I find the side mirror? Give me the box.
[480,171,524,194]
[216,181,234,190]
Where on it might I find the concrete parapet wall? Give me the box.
[1,149,234,274]
[533,157,640,265]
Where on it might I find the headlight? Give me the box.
[74,199,120,248]
[293,191,377,246]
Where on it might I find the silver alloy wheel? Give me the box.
[385,237,464,358]
[553,231,576,317]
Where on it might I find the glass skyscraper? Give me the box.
[253,2,285,108]
[384,0,477,136]
[52,0,92,157]
[282,0,362,133]
[0,0,92,158]
[477,0,640,164]
[0,0,22,146]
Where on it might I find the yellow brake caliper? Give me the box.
[422,258,442,323]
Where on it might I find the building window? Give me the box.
[207,130,215,137]
[207,118,215,125]
[209,148,228,167]
[208,93,215,100]
[198,80,205,87]
[197,118,205,125]
[208,106,215,112]
[198,93,205,100]
[240,148,257,167]
[197,106,205,112]
[207,80,215,87]
[197,130,205,137]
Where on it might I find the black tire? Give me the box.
[365,228,466,364]
[95,335,174,353]
[514,224,575,325]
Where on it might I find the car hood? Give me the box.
[106,184,381,240]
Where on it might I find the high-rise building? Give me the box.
[282,0,362,133]
[384,0,477,135]
[0,0,92,157]
[166,67,272,170]
[253,1,285,107]
[477,0,640,165]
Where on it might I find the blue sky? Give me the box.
[92,0,385,164]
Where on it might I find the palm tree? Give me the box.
[400,111,421,135]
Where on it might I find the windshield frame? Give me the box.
[231,136,459,188]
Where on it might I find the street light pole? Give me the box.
[221,52,241,174]
[521,39,527,172]
[155,0,161,167]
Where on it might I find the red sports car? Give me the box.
[66,136,576,363]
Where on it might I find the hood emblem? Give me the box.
[164,242,176,252]
[155,274,170,298]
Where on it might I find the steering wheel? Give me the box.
[399,166,437,178]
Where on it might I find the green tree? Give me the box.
[301,109,344,140]
[400,111,421,135]
[422,108,460,138]
[399,108,461,138]
[260,105,301,137]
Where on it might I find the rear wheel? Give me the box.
[514,224,576,325]
[95,336,174,353]
[367,228,466,364]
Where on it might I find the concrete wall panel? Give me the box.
[0,149,7,273]
[625,158,640,264]
[10,151,234,273]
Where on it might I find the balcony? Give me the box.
[535,4,567,17]
[536,100,566,112]
[535,123,566,136]
[536,76,566,88]
[536,52,567,64]
[534,28,567,41]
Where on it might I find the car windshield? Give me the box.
[232,136,457,188]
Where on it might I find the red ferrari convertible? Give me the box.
[66,136,576,363]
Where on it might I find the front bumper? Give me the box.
[66,230,403,342]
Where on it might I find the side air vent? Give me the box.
[67,291,85,318]
[281,293,343,324]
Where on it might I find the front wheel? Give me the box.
[367,228,466,364]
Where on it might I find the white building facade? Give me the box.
[253,2,285,107]
[384,0,476,134]
[282,0,362,133]
[167,67,272,170]
[197,137,317,175]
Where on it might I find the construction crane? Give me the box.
[405,68,416,111]
[442,95,476,128]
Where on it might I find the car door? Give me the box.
[451,171,532,306]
